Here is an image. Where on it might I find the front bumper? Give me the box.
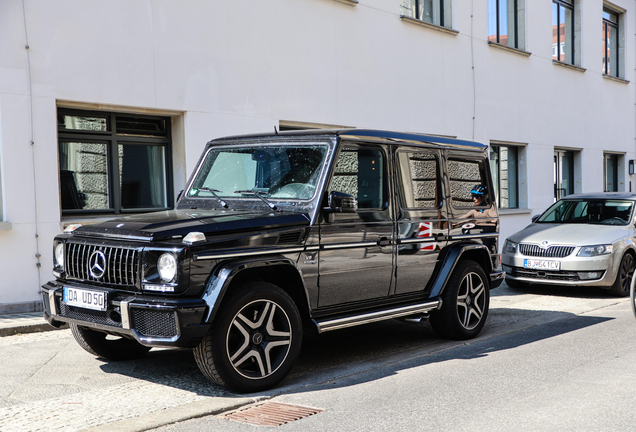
[41,281,210,348]
[501,252,616,286]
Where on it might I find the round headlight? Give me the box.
[54,243,65,269]
[157,253,177,282]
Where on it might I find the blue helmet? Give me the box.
[470,184,487,197]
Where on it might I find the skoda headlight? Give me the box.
[577,244,613,257]
[503,239,518,254]
[54,243,65,269]
[157,253,177,282]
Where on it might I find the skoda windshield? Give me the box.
[537,199,634,225]
[186,143,330,210]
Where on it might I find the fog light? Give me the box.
[578,271,603,280]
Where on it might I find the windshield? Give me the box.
[188,144,329,201]
[537,199,634,225]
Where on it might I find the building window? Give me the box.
[552,0,575,64]
[488,0,525,50]
[554,149,576,201]
[57,109,173,215]
[604,153,619,192]
[400,0,452,28]
[489,145,518,209]
[602,7,620,77]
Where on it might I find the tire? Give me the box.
[70,324,151,361]
[193,282,302,393]
[505,277,529,289]
[429,260,490,340]
[609,253,635,297]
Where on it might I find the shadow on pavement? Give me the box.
[97,305,612,398]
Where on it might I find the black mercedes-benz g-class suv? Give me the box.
[42,129,504,392]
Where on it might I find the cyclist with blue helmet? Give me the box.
[458,184,497,221]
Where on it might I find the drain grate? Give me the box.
[223,402,324,427]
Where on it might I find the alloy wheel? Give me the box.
[456,271,486,330]
[226,299,292,379]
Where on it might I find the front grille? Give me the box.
[519,244,575,258]
[512,268,582,282]
[57,298,122,328]
[132,308,178,338]
[65,242,140,288]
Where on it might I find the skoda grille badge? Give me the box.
[89,251,107,279]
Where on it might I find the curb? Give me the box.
[80,396,267,432]
[0,322,68,337]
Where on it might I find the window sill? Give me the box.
[0,222,12,231]
[487,41,531,57]
[552,60,586,73]
[603,74,630,84]
[333,0,358,5]
[498,208,531,216]
[400,15,459,36]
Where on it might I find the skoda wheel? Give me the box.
[194,282,302,393]
[609,253,635,297]
[430,260,490,340]
[70,324,151,361]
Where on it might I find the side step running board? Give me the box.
[314,299,441,333]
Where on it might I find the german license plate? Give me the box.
[523,259,560,271]
[63,287,107,311]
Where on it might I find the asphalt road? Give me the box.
[2,283,635,431]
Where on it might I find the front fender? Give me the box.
[429,243,494,298]
[201,255,309,324]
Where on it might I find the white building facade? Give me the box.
[0,0,634,312]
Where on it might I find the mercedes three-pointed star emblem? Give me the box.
[89,250,107,279]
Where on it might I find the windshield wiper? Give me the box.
[234,190,278,211]
[196,187,229,209]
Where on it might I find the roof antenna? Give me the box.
[274,126,279,135]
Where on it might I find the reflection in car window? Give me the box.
[329,146,385,209]
[190,144,328,201]
[447,158,490,208]
[538,199,634,225]
[396,150,440,209]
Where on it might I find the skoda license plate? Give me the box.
[523,259,560,271]
[63,287,107,311]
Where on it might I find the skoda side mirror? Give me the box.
[531,214,541,223]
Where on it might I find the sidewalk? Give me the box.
[0,312,66,336]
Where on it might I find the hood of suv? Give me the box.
[72,209,311,242]
[507,222,632,246]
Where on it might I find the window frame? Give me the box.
[57,108,174,216]
[487,0,526,51]
[400,0,452,29]
[602,7,620,77]
[603,153,622,192]
[552,0,575,65]
[489,144,519,210]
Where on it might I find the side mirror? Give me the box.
[531,214,541,223]
[325,192,358,214]
[176,190,184,203]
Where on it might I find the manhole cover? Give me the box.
[223,402,324,427]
